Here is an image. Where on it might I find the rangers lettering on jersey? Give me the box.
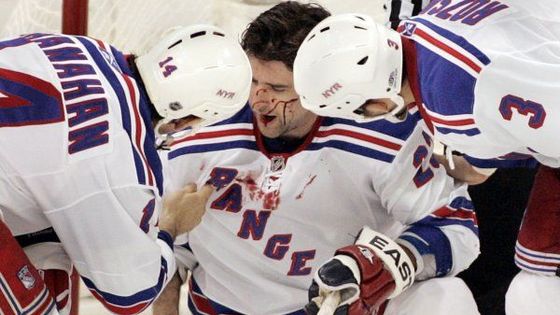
[27,33,110,154]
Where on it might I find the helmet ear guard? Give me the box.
[136,24,252,136]
[294,14,404,123]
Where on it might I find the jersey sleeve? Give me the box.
[372,122,480,279]
[463,154,539,169]
[164,139,206,274]
[42,185,175,315]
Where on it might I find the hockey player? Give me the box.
[154,2,480,315]
[0,24,251,315]
[293,1,560,314]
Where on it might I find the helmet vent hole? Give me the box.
[386,88,391,92]
[320,27,330,33]
[345,101,350,104]
[190,31,207,39]
[355,15,366,21]
[319,105,327,108]
[213,31,225,37]
[357,56,369,65]
[308,34,316,41]
[167,40,182,50]
[204,109,209,112]
[337,107,341,109]
[354,26,367,30]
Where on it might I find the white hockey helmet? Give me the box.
[293,13,404,123]
[136,24,251,135]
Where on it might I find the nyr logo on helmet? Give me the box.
[322,82,343,99]
[216,89,235,99]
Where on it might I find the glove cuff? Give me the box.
[354,226,415,298]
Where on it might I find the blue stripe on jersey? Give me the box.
[307,140,395,163]
[189,278,244,315]
[168,140,259,160]
[81,257,168,308]
[112,47,164,194]
[435,126,480,136]
[321,110,422,142]
[464,155,539,169]
[449,196,474,211]
[77,37,148,188]
[411,17,490,66]
[179,242,193,252]
[515,260,556,274]
[416,44,477,116]
[399,225,453,277]
[158,231,174,250]
[414,212,478,236]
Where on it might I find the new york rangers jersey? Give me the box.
[0,34,174,314]
[165,105,480,314]
[398,0,560,168]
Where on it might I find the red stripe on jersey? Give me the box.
[172,128,254,146]
[88,290,150,315]
[188,278,218,315]
[29,290,56,315]
[433,206,478,225]
[315,128,402,150]
[121,74,155,187]
[415,28,481,73]
[428,114,475,126]
[515,253,560,267]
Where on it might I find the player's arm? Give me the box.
[432,141,495,185]
[43,182,211,315]
[306,130,480,314]
[153,272,182,315]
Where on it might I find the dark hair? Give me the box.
[241,1,330,70]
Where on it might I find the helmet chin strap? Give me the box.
[354,94,406,123]
[384,94,406,123]
[153,117,204,143]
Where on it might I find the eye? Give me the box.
[271,86,286,92]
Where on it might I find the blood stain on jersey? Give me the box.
[296,175,317,200]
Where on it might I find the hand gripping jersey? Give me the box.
[165,104,480,315]
[398,0,560,169]
[0,34,175,314]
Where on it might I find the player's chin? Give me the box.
[256,122,281,138]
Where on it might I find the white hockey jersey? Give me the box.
[398,0,560,169]
[0,34,175,314]
[166,105,480,315]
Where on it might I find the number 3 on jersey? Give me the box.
[499,94,546,129]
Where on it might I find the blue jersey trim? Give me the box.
[307,140,395,163]
[464,155,539,169]
[411,17,490,66]
[399,226,453,277]
[78,37,157,191]
[169,140,259,159]
[81,257,168,308]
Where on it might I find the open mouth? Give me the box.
[260,114,276,125]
